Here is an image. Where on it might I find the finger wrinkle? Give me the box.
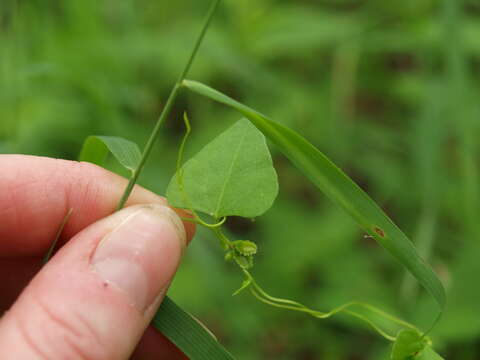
[35,300,92,360]
[12,310,50,360]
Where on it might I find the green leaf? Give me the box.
[166,118,279,218]
[416,347,445,360]
[391,330,428,359]
[153,297,235,359]
[79,135,142,173]
[182,79,446,319]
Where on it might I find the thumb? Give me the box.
[0,204,187,360]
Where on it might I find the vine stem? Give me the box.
[117,0,222,210]
[240,268,421,342]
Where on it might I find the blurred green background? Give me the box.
[1,0,480,358]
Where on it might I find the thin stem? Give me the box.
[180,215,227,229]
[117,0,222,210]
[207,216,413,342]
[177,113,192,179]
[173,113,228,230]
[211,226,232,250]
[243,269,419,342]
[249,285,397,341]
[208,221,416,342]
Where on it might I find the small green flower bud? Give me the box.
[232,240,257,257]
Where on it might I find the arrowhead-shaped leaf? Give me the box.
[167,118,278,218]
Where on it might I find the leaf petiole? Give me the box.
[180,215,227,229]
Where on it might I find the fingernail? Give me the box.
[92,204,186,312]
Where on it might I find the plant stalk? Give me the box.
[117,0,222,210]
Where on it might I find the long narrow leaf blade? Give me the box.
[153,296,235,359]
[182,80,446,317]
[79,135,142,173]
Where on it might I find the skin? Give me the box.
[0,155,196,359]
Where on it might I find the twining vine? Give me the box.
[174,113,427,345]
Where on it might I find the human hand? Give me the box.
[0,155,195,359]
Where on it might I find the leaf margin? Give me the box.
[79,135,142,174]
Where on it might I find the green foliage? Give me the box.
[167,118,279,218]
[164,110,427,347]
[79,135,141,174]
[181,80,446,323]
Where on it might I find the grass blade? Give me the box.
[79,135,142,174]
[182,79,446,323]
[153,297,235,359]
[43,208,73,264]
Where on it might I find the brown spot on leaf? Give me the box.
[373,226,385,238]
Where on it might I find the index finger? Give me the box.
[0,155,195,257]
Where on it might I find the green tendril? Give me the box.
[180,215,227,228]
[176,112,191,174]
[174,114,234,251]
[239,269,419,342]
[248,282,397,341]
[175,113,230,230]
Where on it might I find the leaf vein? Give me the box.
[213,130,248,217]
